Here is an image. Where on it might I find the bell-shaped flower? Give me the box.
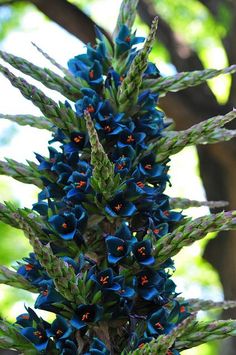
[135,269,165,301]
[49,212,77,240]
[90,268,121,292]
[117,129,146,149]
[132,240,155,266]
[138,153,166,178]
[35,280,65,310]
[63,132,88,155]
[75,88,100,117]
[46,316,73,349]
[105,192,137,217]
[147,308,174,336]
[115,25,144,55]
[71,304,103,330]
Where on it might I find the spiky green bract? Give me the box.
[175,320,236,350]
[0,320,38,354]
[114,0,139,37]
[143,65,236,96]
[118,17,158,113]
[31,42,71,76]
[170,197,229,210]
[148,110,236,162]
[0,64,82,135]
[0,50,82,101]
[154,211,236,266]
[0,113,54,131]
[84,110,121,200]
[29,236,85,304]
[129,314,196,355]
[0,265,38,293]
[180,298,236,312]
[0,158,43,188]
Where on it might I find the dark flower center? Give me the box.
[76,181,86,189]
[114,203,123,212]
[74,135,83,144]
[153,228,160,234]
[87,104,95,113]
[144,164,152,170]
[34,331,44,339]
[41,289,48,297]
[155,322,164,330]
[56,329,63,337]
[136,181,145,188]
[140,275,148,286]
[89,70,94,79]
[137,246,146,256]
[163,210,170,216]
[25,264,34,271]
[100,276,109,285]
[81,312,90,321]
[117,245,124,251]
[104,125,112,132]
[126,135,135,143]
[125,36,131,43]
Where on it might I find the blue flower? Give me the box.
[147,308,174,336]
[117,129,146,149]
[137,153,166,179]
[132,240,155,266]
[35,280,65,310]
[105,192,137,217]
[63,132,88,154]
[46,316,73,349]
[71,304,103,330]
[115,25,144,55]
[21,326,50,351]
[17,253,45,286]
[136,269,166,301]
[49,212,77,240]
[90,268,121,292]
[75,88,100,117]
[60,339,78,355]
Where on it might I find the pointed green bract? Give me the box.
[154,211,236,266]
[0,320,38,354]
[175,320,236,350]
[142,64,236,96]
[0,159,43,188]
[29,236,84,303]
[131,314,196,355]
[147,110,236,162]
[0,113,54,131]
[85,110,121,200]
[0,50,82,101]
[0,265,38,293]
[0,64,81,134]
[170,197,229,209]
[180,298,236,312]
[118,16,158,113]
[114,0,139,37]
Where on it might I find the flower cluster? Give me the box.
[15,23,188,354]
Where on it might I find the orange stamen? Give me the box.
[81,312,90,321]
[87,104,95,113]
[25,264,33,271]
[141,275,148,286]
[144,164,152,170]
[117,245,124,251]
[137,246,146,256]
[136,181,145,188]
[126,135,135,143]
[74,135,83,144]
[62,223,68,229]
[76,181,86,189]
[114,203,122,212]
[89,70,94,79]
[100,276,109,285]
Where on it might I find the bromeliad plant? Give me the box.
[1,1,236,354]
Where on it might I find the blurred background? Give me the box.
[0,0,236,354]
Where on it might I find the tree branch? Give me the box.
[28,0,110,45]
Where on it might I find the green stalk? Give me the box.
[170,197,228,209]
[0,113,54,131]
[142,65,236,96]
[154,211,236,266]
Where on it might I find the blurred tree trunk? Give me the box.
[1,0,236,354]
